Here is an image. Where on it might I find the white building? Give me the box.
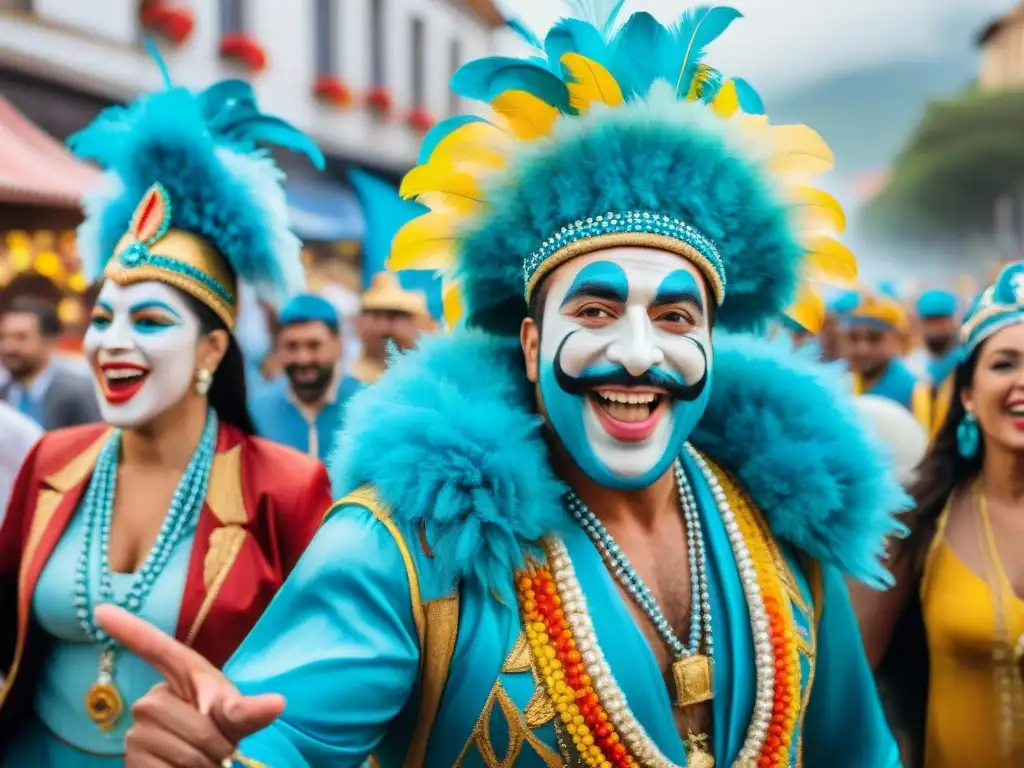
[0,0,503,171]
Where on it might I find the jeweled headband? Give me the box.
[522,210,726,305]
[104,183,237,329]
[960,262,1024,355]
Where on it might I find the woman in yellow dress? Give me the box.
[853,261,1024,767]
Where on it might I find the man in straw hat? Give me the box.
[349,272,433,384]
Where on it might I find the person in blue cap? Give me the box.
[906,289,960,388]
[249,293,362,461]
[841,287,932,429]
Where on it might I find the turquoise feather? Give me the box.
[506,16,543,49]
[563,0,628,36]
[544,18,611,75]
[733,77,764,114]
[609,12,671,97]
[451,56,571,112]
[417,115,489,165]
[197,80,325,169]
[670,6,744,96]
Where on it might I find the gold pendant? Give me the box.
[672,654,714,708]
[85,651,124,731]
[686,732,715,768]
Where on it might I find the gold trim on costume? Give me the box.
[406,596,460,767]
[107,229,238,330]
[501,633,532,674]
[185,445,248,646]
[454,680,562,768]
[0,429,111,709]
[524,232,726,306]
[327,488,426,648]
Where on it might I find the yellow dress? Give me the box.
[922,506,1024,767]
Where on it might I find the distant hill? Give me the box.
[767,58,978,178]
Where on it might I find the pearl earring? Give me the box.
[195,368,213,396]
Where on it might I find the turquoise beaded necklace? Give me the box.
[566,457,714,709]
[74,408,218,732]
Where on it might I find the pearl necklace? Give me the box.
[566,460,714,703]
[74,410,218,731]
[544,445,775,766]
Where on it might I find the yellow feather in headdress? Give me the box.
[786,284,826,334]
[767,124,834,177]
[802,234,857,284]
[560,53,624,112]
[712,80,740,118]
[399,164,484,208]
[425,121,511,171]
[389,213,462,271]
[490,90,559,140]
[442,279,463,328]
[791,185,846,234]
[686,64,718,101]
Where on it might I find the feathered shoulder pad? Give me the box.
[329,330,907,597]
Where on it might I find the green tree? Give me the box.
[861,87,1024,244]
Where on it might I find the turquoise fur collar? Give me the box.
[330,329,908,598]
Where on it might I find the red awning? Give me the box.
[0,96,99,209]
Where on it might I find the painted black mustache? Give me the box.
[552,331,708,402]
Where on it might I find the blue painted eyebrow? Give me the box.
[655,270,704,311]
[94,301,113,314]
[560,261,629,308]
[129,300,183,320]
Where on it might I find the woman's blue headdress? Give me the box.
[70,44,324,330]
[961,262,1024,355]
[390,3,856,335]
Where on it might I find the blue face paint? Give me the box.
[559,261,629,309]
[129,300,184,335]
[538,252,713,490]
[654,270,704,314]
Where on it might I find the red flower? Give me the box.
[139,1,194,45]
[219,33,267,72]
[313,76,353,108]
[405,106,435,133]
[365,87,393,116]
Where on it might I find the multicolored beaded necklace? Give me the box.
[566,460,714,711]
[74,409,218,732]
[517,445,804,768]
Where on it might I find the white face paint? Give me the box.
[83,280,202,428]
[537,247,713,489]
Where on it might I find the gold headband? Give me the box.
[523,232,727,306]
[104,184,238,329]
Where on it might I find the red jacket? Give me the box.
[0,421,332,735]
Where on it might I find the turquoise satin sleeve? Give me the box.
[226,504,420,766]
[801,565,902,767]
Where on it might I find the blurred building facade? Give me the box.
[0,0,502,335]
[978,3,1024,91]
[0,0,500,169]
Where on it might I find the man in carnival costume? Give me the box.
[100,5,905,767]
[841,287,932,429]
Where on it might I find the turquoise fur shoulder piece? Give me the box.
[691,334,910,588]
[329,330,568,601]
[329,330,908,597]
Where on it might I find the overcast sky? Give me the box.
[497,0,1011,96]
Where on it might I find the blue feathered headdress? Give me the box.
[390,3,855,335]
[70,49,323,329]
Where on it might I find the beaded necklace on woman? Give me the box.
[75,408,218,732]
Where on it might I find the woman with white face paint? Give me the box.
[0,58,332,765]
